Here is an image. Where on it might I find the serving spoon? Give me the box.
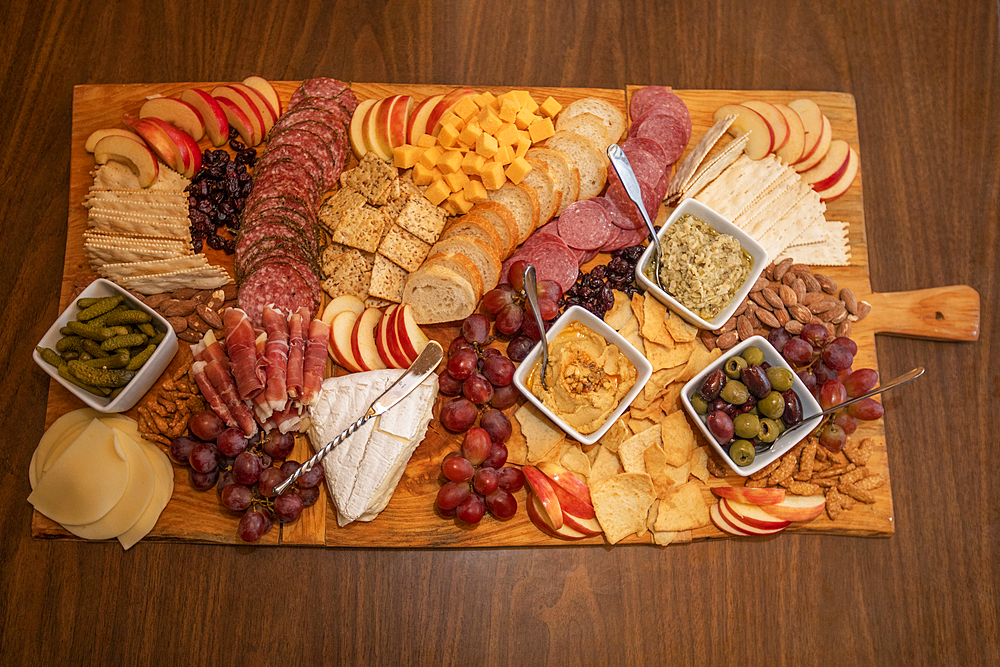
[606,143,665,291]
[522,265,551,390]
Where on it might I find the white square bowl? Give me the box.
[634,198,768,331]
[512,305,653,445]
[680,336,823,476]
[33,278,178,413]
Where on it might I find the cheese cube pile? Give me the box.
[394,90,562,216]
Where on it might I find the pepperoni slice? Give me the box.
[555,200,612,251]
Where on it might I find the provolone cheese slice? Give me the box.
[28,419,129,525]
[30,409,102,489]
[118,442,174,550]
[63,430,155,540]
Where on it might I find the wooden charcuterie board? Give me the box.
[33,83,979,547]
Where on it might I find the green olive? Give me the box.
[775,419,786,435]
[690,394,709,414]
[729,439,756,466]
[758,391,785,420]
[720,380,749,406]
[766,366,795,392]
[741,346,765,367]
[758,418,780,443]
[733,413,760,439]
[724,356,748,379]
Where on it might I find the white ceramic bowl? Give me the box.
[513,306,653,445]
[33,279,178,413]
[680,336,823,476]
[635,198,768,330]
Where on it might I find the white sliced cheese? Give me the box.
[118,442,174,550]
[29,408,101,489]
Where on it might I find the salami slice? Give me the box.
[238,262,317,327]
[289,78,359,114]
[277,102,351,132]
[555,200,612,251]
[606,179,658,230]
[265,127,341,187]
[608,147,663,193]
[519,242,581,293]
[522,231,565,251]
[600,223,635,253]
[635,113,690,165]
[622,137,668,167]
[257,143,325,178]
[253,159,323,205]
[629,86,686,125]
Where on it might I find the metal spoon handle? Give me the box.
[781,366,925,438]
[522,265,550,389]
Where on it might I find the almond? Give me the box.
[803,273,823,293]
[762,287,784,310]
[737,315,754,340]
[699,330,717,350]
[792,278,807,303]
[206,289,226,310]
[789,304,812,323]
[789,263,811,276]
[751,275,770,292]
[802,292,827,307]
[144,293,171,309]
[773,258,794,281]
[197,304,223,329]
[177,329,202,343]
[815,274,838,294]
[855,300,872,321]
[757,308,780,329]
[836,320,853,338]
[763,262,775,281]
[734,298,750,317]
[779,284,797,307]
[717,331,739,349]
[775,307,791,326]
[186,312,210,334]
[809,297,841,314]
[749,291,771,309]
[840,288,858,314]
[167,316,187,333]
[173,288,198,300]
[830,305,849,324]
[785,319,804,335]
[161,299,197,317]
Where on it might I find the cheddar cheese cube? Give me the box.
[393,144,421,169]
[461,151,486,175]
[437,149,464,174]
[437,123,461,148]
[514,108,537,131]
[411,162,437,186]
[473,91,497,109]
[446,190,475,215]
[458,122,483,146]
[453,96,479,122]
[528,116,555,143]
[443,169,470,192]
[498,97,519,123]
[475,132,499,158]
[463,179,488,203]
[514,132,532,159]
[480,161,507,190]
[416,133,437,148]
[418,146,443,169]
[539,96,562,119]
[478,106,503,134]
[513,90,539,113]
[495,123,520,147]
[439,112,465,133]
[505,156,532,185]
[493,145,515,165]
[424,179,452,206]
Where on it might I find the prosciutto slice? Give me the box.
[261,305,290,412]
[286,308,307,399]
[251,332,274,423]
[191,330,230,371]
[272,402,306,434]
[224,308,265,400]
[204,358,258,437]
[191,360,237,429]
[300,318,331,407]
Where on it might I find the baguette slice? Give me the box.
[527,147,580,216]
[557,97,627,144]
[422,251,484,301]
[544,130,609,201]
[430,234,502,292]
[523,157,560,226]
[557,112,613,151]
[469,202,520,258]
[441,214,504,255]
[401,264,478,324]
[487,182,540,244]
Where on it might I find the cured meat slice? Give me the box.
[285,308,306,400]
[204,358,258,437]
[290,78,359,114]
[299,318,331,407]
[555,200,612,251]
[632,108,692,164]
[262,306,290,413]
[271,403,305,435]
[251,332,273,422]
[253,157,324,202]
[191,330,230,372]
[599,223,635,252]
[265,128,340,186]
[594,196,635,231]
[622,137,668,167]
[607,179,658,230]
[629,86,687,125]
[521,242,581,293]
[257,142,325,175]
[238,261,320,326]
[223,308,265,400]
[272,105,351,136]
[191,360,237,429]
[614,146,665,190]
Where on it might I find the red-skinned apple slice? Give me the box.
[545,482,602,536]
[711,503,753,536]
[718,499,788,536]
[742,100,789,152]
[350,307,387,372]
[774,103,805,165]
[428,88,476,136]
[800,139,852,191]
[375,305,402,369]
[179,88,230,146]
[85,128,141,153]
[122,115,184,173]
[758,494,826,522]
[362,99,392,161]
[321,294,366,326]
[215,97,258,146]
[385,94,414,150]
[522,465,563,530]
[535,461,592,505]
[788,98,824,164]
[232,82,277,130]
[349,98,378,159]
[139,97,206,142]
[722,498,792,531]
[814,147,859,202]
[527,494,585,540]
[373,95,404,158]
[406,94,444,145]
[714,104,773,159]
[711,485,786,506]
[329,310,364,373]
[93,135,159,188]
[394,304,430,363]
[243,76,282,116]
[142,117,201,177]
[793,114,831,173]
[212,85,265,145]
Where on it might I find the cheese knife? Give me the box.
[273,340,444,496]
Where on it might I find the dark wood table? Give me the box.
[2,1,996,664]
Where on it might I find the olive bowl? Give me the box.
[634,198,768,331]
[512,305,653,446]
[32,278,178,413]
[680,335,823,476]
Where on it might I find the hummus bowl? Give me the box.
[635,198,768,331]
[513,306,653,445]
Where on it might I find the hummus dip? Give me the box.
[528,322,637,434]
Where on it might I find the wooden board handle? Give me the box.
[864,285,980,341]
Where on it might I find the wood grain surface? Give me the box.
[2,1,997,665]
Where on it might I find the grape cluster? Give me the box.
[436,426,525,523]
[482,259,564,363]
[768,323,884,452]
[559,245,645,319]
[170,409,323,542]
[185,129,256,254]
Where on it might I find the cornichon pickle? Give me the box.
[55,336,83,353]
[104,309,152,326]
[88,305,127,328]
[76,297,102,309]
[100,332,146,352]
[66,320,114,341]
[81,338,109,358]
[138,322,156,337]
[67,360,135,387]
[108,386,125,399]
[76,295,123,321]
[78,352,93,362]
[106,325,130,337]
[58,364,111,396]
[151,332,165,345]
[36,346,62,368]
[59,350,80,362]
[80,349,130,369]
[59,325,75,336]
[125,344,156,371]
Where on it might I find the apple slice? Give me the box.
[536,461,592,505]
[714,104,773,160]
[179,88,230,146]
[774,103,805,165]
[741,100,789,152]
[93,135,159,188]
[382,94,414,151]
[215,97,258,146]
[394,304,430,363]
[428,88,476,136]
[722,498,792,531]
[814,147,859,202]
[329,310,364,373]
[231,82,277,133]
[544,481,602,536]
[139,97,206,142]
[243,76,282,116]
[522,465,563,529]
[800,139,852,191]
[788,98,824,164]
[348,98,378,160]
[406,94,444,145]
[321,294,366,326]
[382,305,415,368]
[718,499,788,536]
[710,503,753,537]
[362,99,391,161]
[212,85,265,145]
[85,128,141,153]
[142,117,201,177]
[711,485,786,506]
[793,114,831,173]
[122,115,183,172]
[350,307,387,372]
[375,305,406,369]
[527,493,586,540]
[373,95,404,158]
[759,494,826,523]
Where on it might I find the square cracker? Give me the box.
[395,198,448,245]
[340,153,399,205]
[318,188,367,232]
[320,248,373,300]
[660,410,696,467]
[330,204,390,253]
[378,224,432,272]
[368,254,407,303]
[653,481,710,532]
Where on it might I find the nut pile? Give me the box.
[699,259,871,351]
[135,347,205,446]
[133,284,238,343]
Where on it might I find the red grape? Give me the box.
[274,493,304,523]
[216,470,235,495]
[482,354,515,386]
[296,464,324,489]
[847,398,884,421]
[462,313,491,344]
[483,285,515,314]
[496,303,524,335]
[447,348,478,380]
[844,368,879,397]
[834,412,858,434]
[280,460,300,477]
[527,297,559,321]
[819,423,847,452]
[237,510,269,542]
[442,456,474,482]
[221,484,252,511]
[832,336,858,355]
[189,468,219,491]
[474,468,499,495]
[508,260,528,291]
[823,343,854,371]
[189,409,226,441]
[800,323,829,348]
[463,373,494,404]
[819,379,847,410]
[263,431,295,459]
[232,451,263,485]
[506,335,535,362]
[436,481,471,510]
[480,408,512,444]
[449,336,473,356]
[258,467,287,497]
[490,384,520,410]
[456,493,485,524]
[813,361,838,385]
[216,428,248,457]
[782,338,814,365]
[189,441,220,473]
[767,327,792,354]
[485,488,517,519]
[521,316,544,340]
[483,442,508,469]
[169,436,199,466]
[797,369,817,392]
[497,466,524,492]
[536,279,562,302]
[462,427,493,465]
[440,397,478,432]
[297,485,320,508]
[438,370,464,396]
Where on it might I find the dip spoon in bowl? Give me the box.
[607,143,665,292]
[523,264,551,390]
